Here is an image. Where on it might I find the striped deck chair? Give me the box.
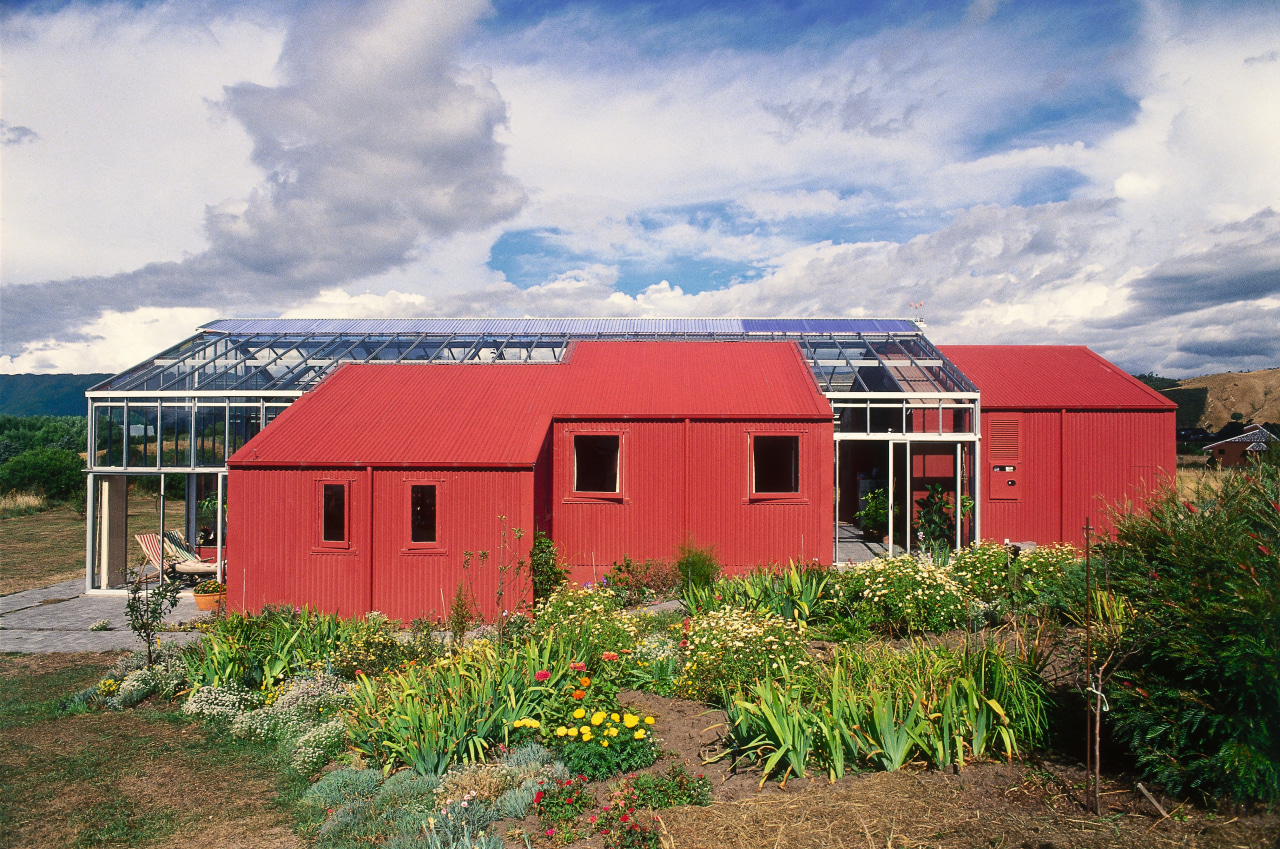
[134,533,177,583]
[161,530,218,579]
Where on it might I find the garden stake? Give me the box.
[1083,516,1094,814]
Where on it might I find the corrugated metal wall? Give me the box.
[370,468,533,621]
[978,408,1175,547]
[1061,410,1175,542]
[228,467,373,617]
[228,466,533,619]
[551,419,833,579]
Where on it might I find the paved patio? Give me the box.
[0,580,205,653]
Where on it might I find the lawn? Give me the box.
[0,489,184,597]
[0,652,306,849]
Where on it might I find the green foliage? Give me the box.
[0,447,84,501]
[554,711,657,780]
[534,775,595,822]
[914,484,973,552]
[675,540,719,590]
[950,541,1080,622]
[624,762,712,808]
[720,640,1042,783]
[328,614,409,679]
[125,573,181,667]
[1100,466,1280,807]
[531,584,637,670]
[675,607,812,706]
[606,555,680,606]
[345,641,569,776]
[854,487,897,535]
[1132,372,1180,391]
[832,554,967,636]
[0,413,88,460]
[682,562,834,630]
[529,531,568,600]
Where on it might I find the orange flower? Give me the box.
[579,677,591,688]
[572,689,586,700]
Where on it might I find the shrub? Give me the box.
[833,554,967,636]
[552,710,657,780]
[1101,466,1280,807]
[0,447,83,501]
[291,719,347,775]
[181,682,263,721]
[530,531,569,600]
[532,584,638,669]
[534,774,595,823]
[676,541,719,590]
[328,613,408,679]
[607,556,680,607]
[625,762,712,808]
[676,607,812,705]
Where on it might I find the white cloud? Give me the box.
[0,5,284,285]
[2,306,221,374]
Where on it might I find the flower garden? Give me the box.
[53,463,1280,847]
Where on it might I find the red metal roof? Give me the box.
[938,345,1177,410]
[230,341,831,467]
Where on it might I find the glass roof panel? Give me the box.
[90,318,976,396]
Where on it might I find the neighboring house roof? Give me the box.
[229,341,831,468]
[1203,424,1277,451]
[936,345,1176,410]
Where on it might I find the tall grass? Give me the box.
[0,490,46,518]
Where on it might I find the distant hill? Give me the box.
[1160,367,1280,431]
[0,374,109,417]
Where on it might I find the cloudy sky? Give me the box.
[2,0,1279,377]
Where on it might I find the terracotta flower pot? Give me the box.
[194,592,225,611]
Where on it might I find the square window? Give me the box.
[410,484,437,543]
[574,434,620,493]
[753,435,799,493]
[322,483,346,542]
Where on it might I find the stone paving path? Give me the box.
[1,580,205,653]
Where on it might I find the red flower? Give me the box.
[533,791,543,804]
[620,815,629,823]
[534,669,551,682]
[678,640,688,648]
[570,661,587,672]
[602,651,619,661]
[572,689,586,700]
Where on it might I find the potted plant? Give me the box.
[193,579,226,611]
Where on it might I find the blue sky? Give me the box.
[3,0,1279,376]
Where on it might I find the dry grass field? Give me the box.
[0,489,184,596]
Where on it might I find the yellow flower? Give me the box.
[580,725,591,734]
[611,712,620,722]
[634,729,646,739]
[555,726,567,737]
[600,740,609,747]
[581,730,593,742]
[591,711,606,726]
[568,727,578,736]
[644,716,655,725]
[607,727,619,737]
[623,714,640,728]
[573,708,586,719]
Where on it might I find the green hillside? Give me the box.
[0,374,109,417]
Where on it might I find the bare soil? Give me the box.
[546,690,1280,849]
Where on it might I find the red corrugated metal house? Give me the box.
[938,346,1176,547]
[226,341,833,619]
